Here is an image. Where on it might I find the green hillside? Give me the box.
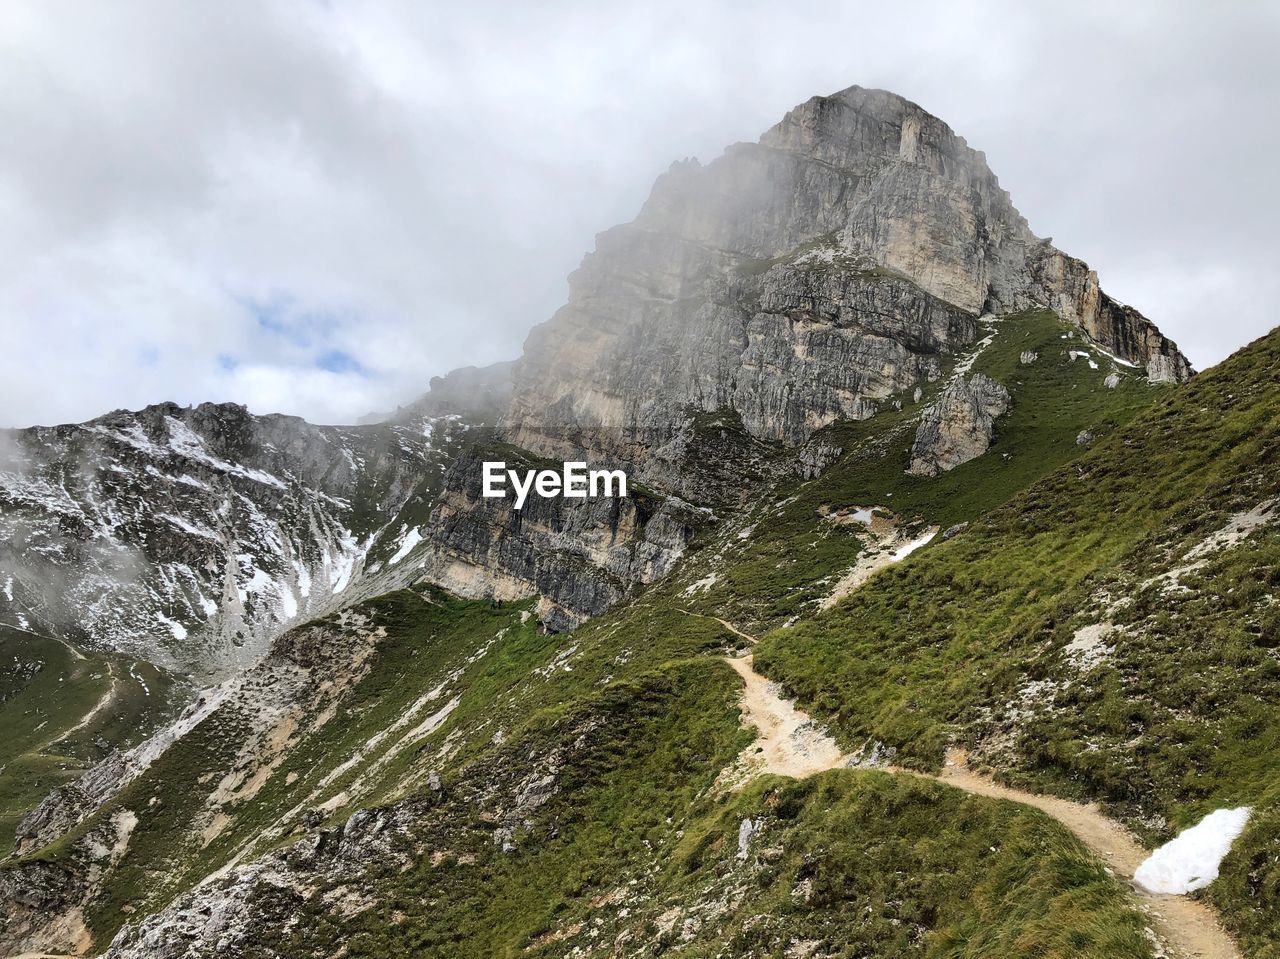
[0,626,177,856]
[754,325,1280,955]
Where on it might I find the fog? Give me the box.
[1,1,1276,427]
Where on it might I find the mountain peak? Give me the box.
[507,86,1189,464]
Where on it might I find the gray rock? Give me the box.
[908,374,1011,477]
[0,401,472,677]
[737,817,761,860]
[1020,350,1039,365]
[417,447,707,631]
[502,85,1189,462]
[1146,353,1184,384]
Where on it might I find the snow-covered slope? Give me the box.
[0,402,471,676]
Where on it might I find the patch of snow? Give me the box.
[1135,807,1252,894]
[157,513,220,541]
[236,556,275,602]
[951,314,1000,379]
[2,576,11,601]
[293,560,312,599]
[821,525,938,611]
[389,526,424,565]
[1089,341,1141,369]
[143,465,211,490]
[892,530,936,560]
[324,531,364,594]
[278,582,299,620]
[155,612,188,641]
[164,417,287,489]
[129,663,151,696]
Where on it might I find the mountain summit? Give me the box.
[506,85,1188,450]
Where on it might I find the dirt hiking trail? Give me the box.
[50,662,119,747]
[724,647,1242,959]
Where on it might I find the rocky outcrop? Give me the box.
[99,696,604,959]
[418,448,706,631]
[908,374,1011,477]
[1021,241,1191,382]
[0,612,388,953]
[0,807,137,957]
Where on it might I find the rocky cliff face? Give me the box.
[0,607,393,957]
[412,85,1192,629]
[502,86,1189,464]
[0,402,468,676]
[418,447,708,630]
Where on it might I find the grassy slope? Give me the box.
[0,625,176,856]
[754,327,1280,955]
[17,586,1157,958]
[279,710,1151,959]
[676,309,1163,634]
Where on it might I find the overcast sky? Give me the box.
[1,1,1275,428]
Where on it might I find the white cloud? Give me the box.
[0,0,1276,426]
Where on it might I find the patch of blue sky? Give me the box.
[315,350,365,375]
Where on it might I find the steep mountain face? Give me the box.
[418,446,710,630]
[0,402,471,676]
[506,87,1187,457]
[412,86,1191,630]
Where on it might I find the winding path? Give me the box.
[715,630,1242,959]
[50,662,119,747]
